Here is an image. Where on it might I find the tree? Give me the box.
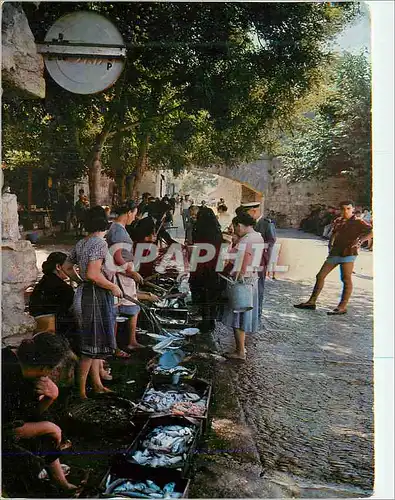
[276,51,371,204]
[20,2,359,204]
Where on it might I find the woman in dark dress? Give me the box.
[68,208,122,399]
[29,252,79,351]
[2,334,78,495]
[190,206,224,332]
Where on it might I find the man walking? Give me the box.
[237,201,277,320]
[180,194,191,231]
[294,200,372,315]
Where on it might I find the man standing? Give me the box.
[74,188,89,236]
[236,201,277,320]
[138,192,151,216]
[180,194,191,231]
[294,200,372,315]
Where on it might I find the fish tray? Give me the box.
[123,415,202,478]
[99,461,190,498]
[134,379,212,432]
[150,363,198,387]
[152,308,190,328]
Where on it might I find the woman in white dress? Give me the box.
[222,212,264,360]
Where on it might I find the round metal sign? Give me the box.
[43,11,125,94]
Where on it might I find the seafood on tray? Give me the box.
[137,388,206,415]
[105,478,182,498]
[152,365,195,378]
[128,425,197,468]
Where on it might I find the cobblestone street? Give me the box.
[215,229,374,497]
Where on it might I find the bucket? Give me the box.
[227,280,253,313]
[26,232,39,244]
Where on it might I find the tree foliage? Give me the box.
[4,2,359,202]
[276,51,371,204]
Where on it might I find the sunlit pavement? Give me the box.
[214,229,374,497]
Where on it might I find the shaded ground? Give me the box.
[214,230,374,497]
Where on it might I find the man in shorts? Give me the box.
[294,200,372,315]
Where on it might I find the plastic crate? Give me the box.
[153,308,191,328]
[134,379,212,432]
[100,461,190,498]
[123,415,202,478]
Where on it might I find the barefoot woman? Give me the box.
[222,212,264,360]
[68,208,122,398]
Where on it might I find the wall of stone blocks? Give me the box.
[265,174,360,228]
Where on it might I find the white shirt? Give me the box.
[181,200,190,211]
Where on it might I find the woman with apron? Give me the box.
[68,208,122,399]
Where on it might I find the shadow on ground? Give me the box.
[214,277,374,498]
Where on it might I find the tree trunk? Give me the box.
[130,134,150,200]
[27,166,33,210]
[88,129,111,207]
[121,174,127,201]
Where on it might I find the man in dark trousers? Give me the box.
[236,201,277,320]
[294,200,372,315]
[74,188,89,236]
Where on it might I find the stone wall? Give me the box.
[205,155,271,194]
[135,170,162,199]
[266,171,360,228]
[2,193,37,344]
[2,3,45,98]
[207,178,242,215]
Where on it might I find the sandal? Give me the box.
[327,308,347,315]
[115,349,131,359]
[70,469,91,498]
[294,303,316,310]
[123,344,146,353]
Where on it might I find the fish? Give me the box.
[146,480,162,493]
[107,480,184,499]
[162,483,175,494]
[130,425,196,468]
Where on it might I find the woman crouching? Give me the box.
[2,333,79,494]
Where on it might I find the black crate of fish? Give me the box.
[149,362,198,386]
[135,379,212,427]
[152,308,191,328]
[124,416,202,477]
[101,463,190,499]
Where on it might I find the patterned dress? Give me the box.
[69,236,116,358]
